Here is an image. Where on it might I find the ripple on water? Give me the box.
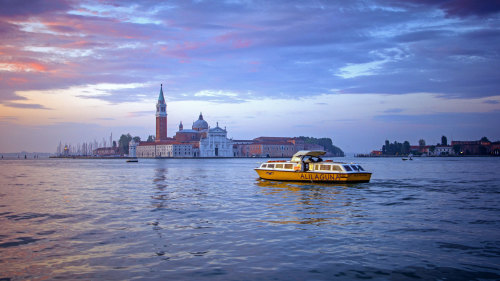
[0,158,499,280]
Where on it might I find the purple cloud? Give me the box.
[2,102,51,109]
[0,0,499,104]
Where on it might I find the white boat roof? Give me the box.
[292,150,326,158]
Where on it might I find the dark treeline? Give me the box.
[298,136,344,157]
[118,134,141,155]
[382,140,411,156]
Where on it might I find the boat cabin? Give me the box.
[258,162,366,173]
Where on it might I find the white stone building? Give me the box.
[432,145,454,156]
[198,124,233,157]
[135,142,193,158]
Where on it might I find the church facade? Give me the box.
[133,85,234,158]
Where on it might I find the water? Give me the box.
[0,157,499,280]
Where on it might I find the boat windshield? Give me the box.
[303,156,323,163]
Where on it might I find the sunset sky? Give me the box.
[1,0,500,153]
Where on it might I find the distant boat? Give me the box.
[402,155,413,161]
[126,158,138,163]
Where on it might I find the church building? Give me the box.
[132,85,234,158]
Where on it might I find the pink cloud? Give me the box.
[232,39,252,49]
[215,32,252,49]
[161,41,207,63]
[2,61,48,73]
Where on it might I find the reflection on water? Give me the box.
[256,179,368,226]
[1,157,499,280]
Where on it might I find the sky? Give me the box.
[1,0,500,154]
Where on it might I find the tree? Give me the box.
[297,136,344,156]
[441,136,448,146]
[480,136,490,143]
[429,145,436,154]
[418,139,426,147]
[112,140,117,148]
[403,141,410,155]
[118,134,133,155]
[133,136,141,143]
[147,135,155,142]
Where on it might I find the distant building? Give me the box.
[131,85,329,158]
[432,145,454,156]
[451,140,491,155]
[93,147,119,156]
[134,86,234,158]
[238,137,325,158]
[491,142,500,156]
[129,140,137,157]
[198,124,233,157]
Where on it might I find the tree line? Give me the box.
[298,136,345,157]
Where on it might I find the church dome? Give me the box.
[192,113,208,131]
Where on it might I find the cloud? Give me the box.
[438,0,500,18]
[0,0,70,17]
[2,102,51,109]
[0,115,18,122]
[484,100,499,105]
[127,111,153,117]
[1,0,500,152]
[384,0,500,18]
[1,0,499,104]
[384,108,404,113]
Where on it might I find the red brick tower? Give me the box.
[155,84,167,142]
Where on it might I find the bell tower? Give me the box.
[155,84,168,142]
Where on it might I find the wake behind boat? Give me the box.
[254,150,372,183]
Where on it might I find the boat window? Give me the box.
[284,164,293,169]
[351,165,359,171]
[267,164,275,168]
[331,165,342,171]
[275,164,284,169]
[343,165,352,171]
[261,164,267,168]
[357,165,365,171]
[319,165,331,171]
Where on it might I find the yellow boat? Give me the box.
[255,150,372,183]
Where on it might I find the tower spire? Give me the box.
[158,84,165,104]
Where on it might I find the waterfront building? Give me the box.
[198,123,233,157]
[432,145,454,156]
[134,85,234,158]
[132,84,328,158]
[93,147,119,156]
[232,140,254,157]
[129,140,137,157]
[241,137,324,158]
[136,142,193,157]
[173,114,233,157]
[491,142,500,155]
[451,140,491,155]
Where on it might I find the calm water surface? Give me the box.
[0,157,499,280]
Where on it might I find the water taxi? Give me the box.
[255,151,371,183]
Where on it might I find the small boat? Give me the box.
[254,151,371,183]
[126,158,138,162]
[402,155,413,161]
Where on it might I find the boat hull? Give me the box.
[255,169,371,183]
